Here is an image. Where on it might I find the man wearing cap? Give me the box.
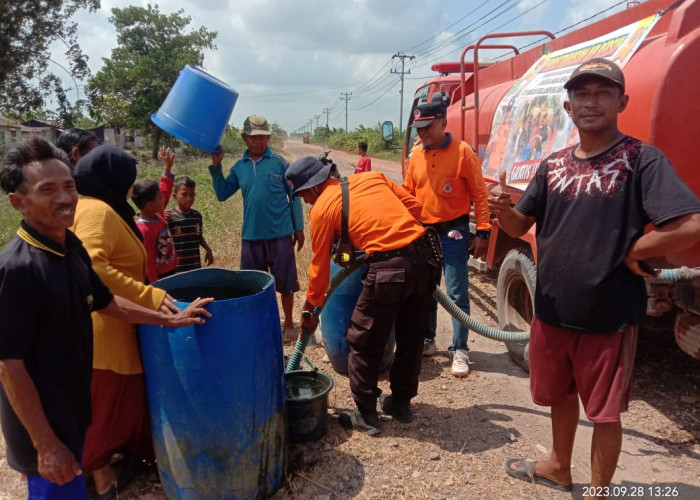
[209,115,304,342]
[490,58,700,496]
[403,93,491,377]
[286,157,441,435]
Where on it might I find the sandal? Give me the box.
[504,458,572,492]
[94,459,141,500]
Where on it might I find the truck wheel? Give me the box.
[497,248,536,372]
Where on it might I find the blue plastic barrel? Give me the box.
[151,66,238,153]
[320,261,395,375]
[139,268,286,500]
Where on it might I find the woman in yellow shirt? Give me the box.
[72,146,184,499]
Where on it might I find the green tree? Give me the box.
[0,1,100,123]
[86,4,216,158]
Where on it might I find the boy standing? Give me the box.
[351,141,371,174]
[168,175,214,273]
[131,147,177,283]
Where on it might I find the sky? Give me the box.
[49,0,633,134]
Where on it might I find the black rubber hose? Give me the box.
[433,287,529,341]
[285,255,533,372]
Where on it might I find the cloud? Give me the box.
[52,0,631,132]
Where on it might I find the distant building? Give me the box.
[89,123,143,149]
[20,119,62,144]
[0,116,22,150]
[0,116,144,152]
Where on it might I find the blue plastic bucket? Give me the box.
[320,261,395,375]
[139,268,286,500]
[151,66,238,153]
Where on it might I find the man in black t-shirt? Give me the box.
[489,59,700,497]
[0,137,212,500]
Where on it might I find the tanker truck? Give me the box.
[401,0,700,370]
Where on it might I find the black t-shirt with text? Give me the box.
[0,222,113,475]
[516,136,700,333]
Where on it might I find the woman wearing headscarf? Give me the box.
[71,145,183,499]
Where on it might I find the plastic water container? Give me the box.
[139,268,286,500]
[320,260,395,375]
[151,66,238,153]
[285,370,334,443]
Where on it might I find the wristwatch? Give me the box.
[475,230,490,240]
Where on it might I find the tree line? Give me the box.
[1,2,216,158]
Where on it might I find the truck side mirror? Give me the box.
[382,121,394,142]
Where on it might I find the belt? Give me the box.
[367,235,430,263]
[426,214,469,234]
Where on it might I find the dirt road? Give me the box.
[283,140,405,183]
[1,140,697,499]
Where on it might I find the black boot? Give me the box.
[380,394,413,423]
[339,407,381,436]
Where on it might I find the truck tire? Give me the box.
[497,248,536,372]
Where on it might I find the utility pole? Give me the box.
[307,119,313,135]
[323,107,332,130]
[391,52,415,134]
[314,114,321,131]
[340,92,352,133]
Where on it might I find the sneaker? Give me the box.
[338,409,381,436]
[423,339,437,357]
[380,394,413,423]
[451,349,471,377]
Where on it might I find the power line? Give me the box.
[351,80,399,111]
[318,0,631,130]
[401,0,493,54]
[494,0,629,59]
[411,0,520,60]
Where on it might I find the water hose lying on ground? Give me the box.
[285,260,700,372]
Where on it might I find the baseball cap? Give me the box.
[286,156,333,196]
[564,58,625,92]
[411,99,447,129]
[243,115,271,136]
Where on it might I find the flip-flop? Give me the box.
[504,458,573,492]
[94,485,117,500]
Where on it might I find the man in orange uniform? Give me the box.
[403,95,491,377]
[286,156,441,435]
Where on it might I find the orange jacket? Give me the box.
[403,136,491,231]
[306,172,424,306]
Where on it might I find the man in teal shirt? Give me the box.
[210,115,305,342]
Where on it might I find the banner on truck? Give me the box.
[481,14,659,190]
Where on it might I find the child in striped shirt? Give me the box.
[168,175,214,273]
